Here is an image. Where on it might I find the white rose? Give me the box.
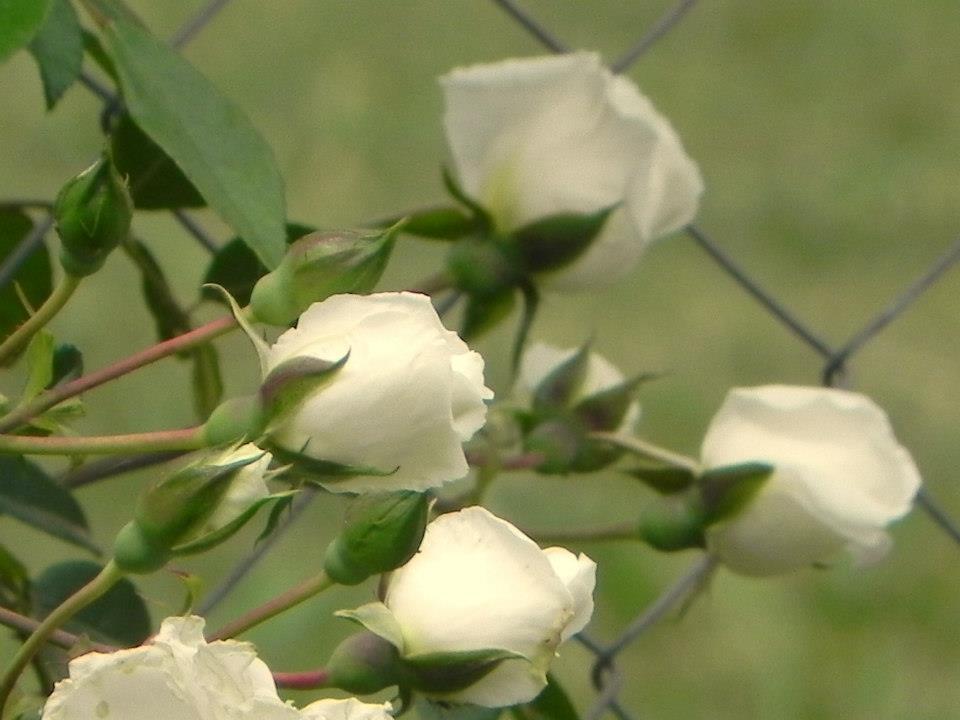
[266,292,493,493]
[441,52,703,291]
[339,506,595,707]
[701,385,922,576]
[42,616,299,720]
[301,698,392,720]
[519,341,641,431]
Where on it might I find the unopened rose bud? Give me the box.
[324,491,429,585]
[250,227,398,326]
[54,152,133,277]
[113,445,274,573]
[325,631,403,695]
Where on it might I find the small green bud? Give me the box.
[523,418,580,475]
[112,521,170,574]
[250,227,398,326]
[324,491,429,585]
[54,152,133,277]
[446,236,521,297]
[203,395,267,446]
[326,631,403,694]
[638,493,707,552]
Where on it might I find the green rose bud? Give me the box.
[324,491,429,585]
[325,631,404,695]
[250,227,398,326]
[54,152,133,277]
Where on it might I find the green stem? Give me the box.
[0,274,81,364]
[209,570,334,641]
[0,561,124,716]
[0,426,208,456]
[0,606,115,653]
[590,431,702,473]
[0,314,238,434]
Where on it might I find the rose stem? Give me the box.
[273,668,331,691]
[0,561,125,716]
[0,313,238,434]
[208,570,335,641]
[0,426,208,455]
[589,431,702,473]
[0,274,82,364]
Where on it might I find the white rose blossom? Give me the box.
[265,292,493,493]
[339,506,595,707]
[520,341,641,431]
[441,51,703,291]
[42,616,393,720]
[701,385,922,576]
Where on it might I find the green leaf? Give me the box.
[28,0,82,109]
[32,560,150,646]
[202,223,314,307]
[191,344,223,421]
[267,444,397,482]
[533,340,590,412]
[123,239,191,344]
[405,648,527,694]
[172,491,291,556]
[0,210,52,349]
[49,343,82,387]
[91,1,287,268]
[511,205,616,274]
[260,352,350,425]
[0,456,99,554]
[111,114,205,209]
[572,372,657,431]
[441,166,491,230]
[391,206,477,241]
[0,0,51,64]
[461,288,515,341]
[81,28,116,81]
[699,461,774,525]
[625,464,696,494]
[0,543,30,612]
[515,674,579,720]
[20,330,55,401]
[336,602,405,651]
[257,493,293,543]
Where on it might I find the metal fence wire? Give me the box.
[3,1,960,719]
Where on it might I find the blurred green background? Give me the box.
[2,1,960,718]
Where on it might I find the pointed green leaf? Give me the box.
[90,0,287,268]
[0,210,52,349]
[0,543,30,612]
[391,206,477,241]
[0,456,99,554]
[572,373,657,431]
[699,461,774,525]
[336,602,405,651]
[172,491,292,556]
[405,647,527,694]
[81,28,116,81]
[625,464,696,494]
[191,344,223,421]
[442,166,491,230]
[33,560,150,646]
[533,340,591,412]
[28,0,82,109]
[0,0,51,64]
[511,205,617,274]
[267,444,397,482]
[111,114,204,209]
[20,330,55,401]
[260,352,349,424]
[512,281,540,377]
[257,492,294,543]
[461,288,515,341]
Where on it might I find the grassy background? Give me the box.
[2,1,960,718]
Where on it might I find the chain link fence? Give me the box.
[2,1,959,718]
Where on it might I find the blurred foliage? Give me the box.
[0,1,959,719]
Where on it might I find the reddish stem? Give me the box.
[0,315,236,434]
[273,668,330,691]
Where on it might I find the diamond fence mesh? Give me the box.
[2,1,959,718]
